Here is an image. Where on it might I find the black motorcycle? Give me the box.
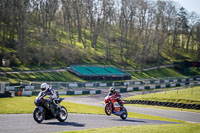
[33,92,68,123]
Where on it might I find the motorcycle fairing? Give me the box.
[112,110,125,116]
[37,106,44,113]
[114,102,120,107]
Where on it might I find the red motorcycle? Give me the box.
[104,94,127,120]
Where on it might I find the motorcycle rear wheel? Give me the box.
[105,103,112,116]
[33,108,44,123]
[57,106,68,122]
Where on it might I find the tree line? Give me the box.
[0,0,200,70]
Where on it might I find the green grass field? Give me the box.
[60,124,200,133]
[125,86,200,104]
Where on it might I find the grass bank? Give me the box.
[125,86,200,104]
[131,67,200,79]
[1,66,200,84]
[4,71,85,84]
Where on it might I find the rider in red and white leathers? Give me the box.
[108,87,123,109]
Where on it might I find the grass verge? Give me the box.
[59,124,200,133]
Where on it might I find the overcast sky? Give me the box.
[172,0,200,14]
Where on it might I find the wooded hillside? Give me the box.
[1,0,200,70]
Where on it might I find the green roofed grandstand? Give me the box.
[68,65,131,80]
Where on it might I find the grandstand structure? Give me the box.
[68,65,132,80]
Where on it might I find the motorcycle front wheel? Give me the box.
[57,106,68,122]
[33,107,44,123]
[120,107,128,120]
[105,103,112,116]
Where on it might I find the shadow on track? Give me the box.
[43,121,85,127]
[112,119,146,123]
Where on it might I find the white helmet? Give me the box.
[40,83,49,92]
[109,87,115,93]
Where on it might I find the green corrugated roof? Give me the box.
[71,65,128,76]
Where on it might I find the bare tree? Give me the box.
[193,21,200,60]
[177,7,189,50]
[186,12,200,52]
[1,0,200,68]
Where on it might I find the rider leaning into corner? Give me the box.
[38,83,58,116]
[108,87,123,109]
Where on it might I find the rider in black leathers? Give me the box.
[38,83,58,116]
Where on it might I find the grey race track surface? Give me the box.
[0,113,175,133]
[64,91,200,123]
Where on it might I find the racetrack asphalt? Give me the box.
[64,90,200,123]
[0,113,176,133]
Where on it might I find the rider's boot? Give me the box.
[44,100,50,110]
[55,106,59,116]
[117,99,123,110]
[50,104,57,117]
[119,102,123,110]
